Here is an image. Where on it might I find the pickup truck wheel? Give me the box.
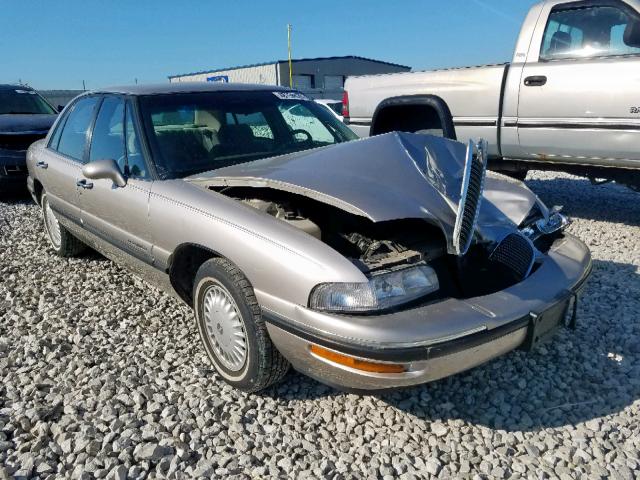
[415,128,444,137]
[193,258,290,392]
[503,169,529,181]
[41,193,86,257]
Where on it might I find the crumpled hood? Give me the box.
[0,114,57,134]
[188,132,540,253]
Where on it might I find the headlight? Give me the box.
[309,265,439,313]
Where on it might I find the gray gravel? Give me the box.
[1,171,639,479]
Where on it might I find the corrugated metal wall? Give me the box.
[277,58,409,100]
[169,58,410,100]
[170,64,278,85]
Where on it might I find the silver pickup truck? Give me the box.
[344,0,640,189]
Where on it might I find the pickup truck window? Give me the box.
[541,5,640,61]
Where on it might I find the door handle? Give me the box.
[35,161,48,169]
[76,179,93,189]
[524,75,547,87]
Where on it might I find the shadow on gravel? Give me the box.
[525,176,640,227]
[0,190,32,203]
[379,258,640,432]
[265,259,639,433]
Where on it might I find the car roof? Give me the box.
[0,84,34,91]
[89,82,293,96]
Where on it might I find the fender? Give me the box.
[370,94,457,140]
[167,242,223,305]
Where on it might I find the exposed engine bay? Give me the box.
[213,186,567,303]
[233,188,445,275]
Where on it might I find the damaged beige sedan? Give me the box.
[27,83,591,392]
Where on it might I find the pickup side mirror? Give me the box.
[82,159,127,188]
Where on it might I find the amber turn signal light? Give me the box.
[310,345,406,374]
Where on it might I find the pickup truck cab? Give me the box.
[344,0,640,189]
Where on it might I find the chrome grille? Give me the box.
[453,140,488,256]
[489,233,535,281]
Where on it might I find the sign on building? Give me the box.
[207,75,229,83]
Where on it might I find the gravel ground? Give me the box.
[1,171,639,479]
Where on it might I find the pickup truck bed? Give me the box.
[347,64,508,158]
[344,0,640,189]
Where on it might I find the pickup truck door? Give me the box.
[38,96,100,226]
[516,1,640,166]
[78,95,155,268]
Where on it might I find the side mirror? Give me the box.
[82,159,127,188]
[57,105,65,113]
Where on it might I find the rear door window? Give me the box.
[48,112,68,150]
[56,97,100,162]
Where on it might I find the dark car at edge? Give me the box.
[0,84,58,194]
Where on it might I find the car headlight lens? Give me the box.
[309,265,439,313]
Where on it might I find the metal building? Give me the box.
[168,56,410,99]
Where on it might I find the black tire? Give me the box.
[414,128,444,137]
[501,169,529,181]
[41,192,86,257]
[193,257,289,392]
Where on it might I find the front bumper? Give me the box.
[0,150,28,192]
[261,233,592,390]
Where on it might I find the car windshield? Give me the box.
[0,89,56,115]
[138,90,358,178]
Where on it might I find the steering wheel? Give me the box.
[289,129,312,144]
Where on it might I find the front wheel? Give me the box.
[41,193,86,257]
[193,258,289,392]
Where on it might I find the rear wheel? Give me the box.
[371,103,456,139]
[193,257,289,392]
[41,193,86,257]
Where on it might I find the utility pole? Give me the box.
[287,24,293,88]
[82,80,86,91]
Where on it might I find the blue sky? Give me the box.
[2,0,538,90]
